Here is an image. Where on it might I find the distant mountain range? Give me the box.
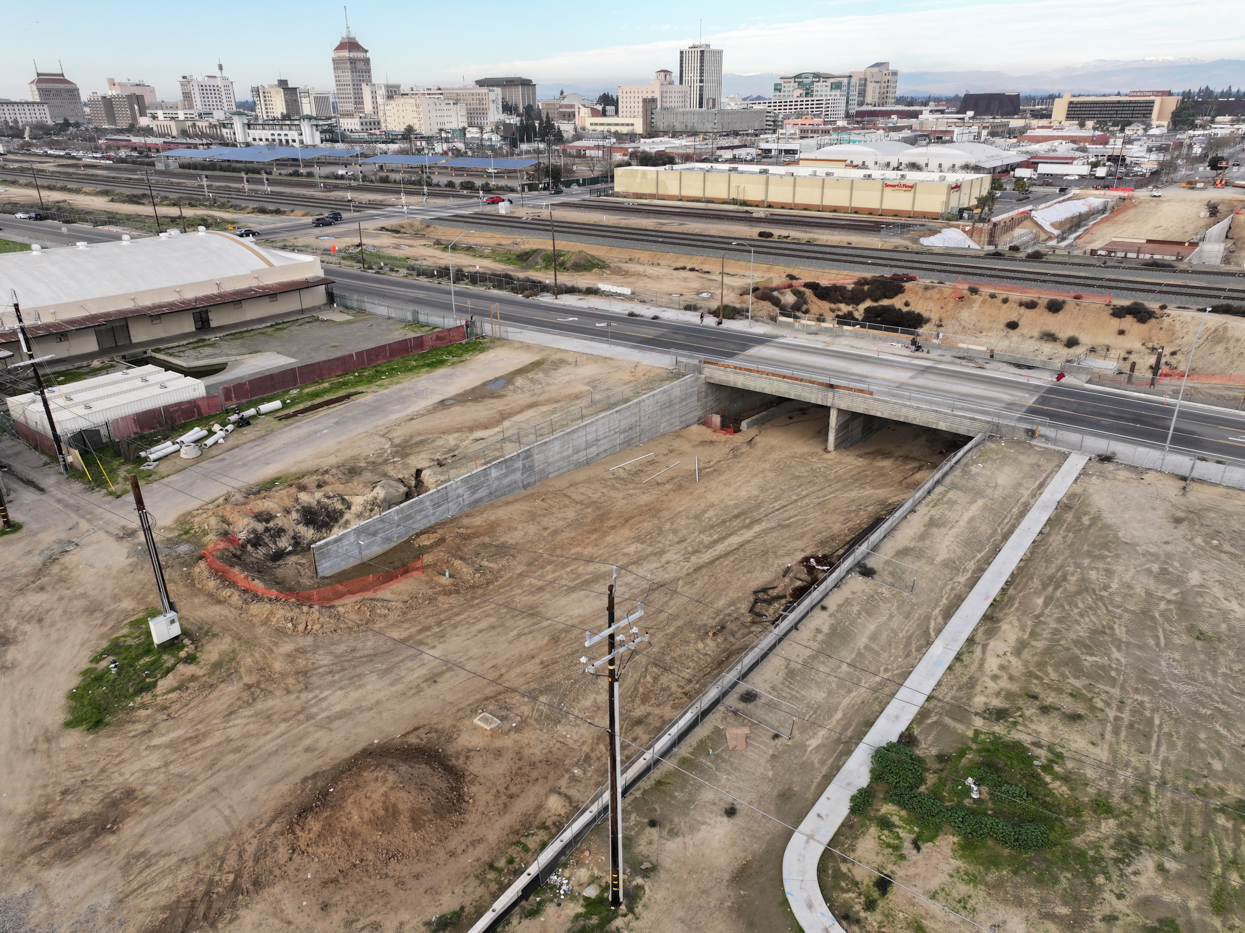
[539,60,1244,105]
[722,60,1245,99]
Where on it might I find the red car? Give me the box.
[484,195,507,204]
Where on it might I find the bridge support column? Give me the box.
[827,406,887,452]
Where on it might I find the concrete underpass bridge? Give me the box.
[698,359,1035,450]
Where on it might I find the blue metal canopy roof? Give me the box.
[362,154,449,166]
[443,157,537,169]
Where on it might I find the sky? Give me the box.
[3,0,1243,102]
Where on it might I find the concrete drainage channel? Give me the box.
[465,431,988,933]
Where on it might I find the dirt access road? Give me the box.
[0,334,954,933]
[830,461,1245,932]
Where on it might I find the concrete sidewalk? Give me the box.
[782,450,1090,932]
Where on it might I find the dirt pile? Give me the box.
[194,467,422,589]
[289,743,467,876]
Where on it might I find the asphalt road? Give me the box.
[330,266,1245,462]
[0,215,126,246]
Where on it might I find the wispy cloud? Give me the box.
[450,0,1242,84]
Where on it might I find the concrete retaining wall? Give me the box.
[312,375,761,577]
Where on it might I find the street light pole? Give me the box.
[1163,305,1211,454]
[731,241,755,325]
[448,230,474,319]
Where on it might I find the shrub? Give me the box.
[1210,303,1245,318]
[1008,244,1021,252]
[1064,335,1081,348]
[1039,330,1058,342]
[1005,320,1020,330]
[988,292,997,299]
[1158,303,1167,310]
[1117,329,1126,335]
[720,305,738,320]
[985,250,1005,257]
[1026,250,1044,259]
[1019,299,1039,310]
[848,786,875,815]
[785,273,799,280]
[1045,298,1066,313]
[967,286,980,295]
[869,742,925,791]
[757,230,774,239]
[1001,296,1009,304]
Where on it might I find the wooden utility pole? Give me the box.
[581,568,646,911]
[358,221,366,270]
[143,171,163,233]
[11,295,67,474]
[719,253,725,320]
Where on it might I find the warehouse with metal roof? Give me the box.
[0,230,332,362]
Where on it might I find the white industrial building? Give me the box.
[0,230,331,363]
[7,365,206,452]
[801,141,1022,173]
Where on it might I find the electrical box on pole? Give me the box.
[580,567,647,909]
[130,475,182,646]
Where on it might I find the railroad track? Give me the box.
[560,198,922,233]
[428,214,1245,303]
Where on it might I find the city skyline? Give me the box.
[3,0,1242,103]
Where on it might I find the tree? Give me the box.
[990,175,1004,192]
[404,124,416,154]
[596,92,618,112]
[1170,100,1196,131]
[1013,176,1029,194]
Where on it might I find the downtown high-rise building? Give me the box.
[679,43,723,109]
[332,26,372,117]
[179,66,237,115]
[28,69,85,123]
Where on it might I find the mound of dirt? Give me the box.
[289,743,467,874]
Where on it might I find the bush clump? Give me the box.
[1045,298,1066,313]
[1026,250,1045,260]
[836,304,929,330]
[1019,299,1039,310]
[1005,320,1020,330]
[1210,303,1245,318]
[1064,335,1081,348]
[801,276,906,307]
[848,786,875,815]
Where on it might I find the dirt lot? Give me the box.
[0,362,955,932]
[489,439,1062,933]
[1079,188,1244,250]
[827,460,1245,932]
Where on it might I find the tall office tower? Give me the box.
[332,16,372,117]
[107,78,158,107]
[29,68,85,123]
[848,62,899,111]
[679,43,723,109]
[179,64,237,114]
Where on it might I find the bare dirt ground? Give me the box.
[494,439,1064,933]
[827,460,1245,933]
[1080,188,1244,249]
[0,376,950,932]
[0,177,297,225]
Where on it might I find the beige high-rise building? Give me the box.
[432,86,501,127]
[179,68,237,115]
[848,62,898,111]
[28,69,85,123]
[362,82,402,116]
[107,78,157,107]
[381,92,468,134]
[252,80,302,120]
[619,70,692,120]
[474,77,537,114]
[87,92,146,127]
[332,28,372,117]
[298,87,334,118]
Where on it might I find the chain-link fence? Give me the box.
[329,289,462,331]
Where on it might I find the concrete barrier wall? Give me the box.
[312,375,760,577]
